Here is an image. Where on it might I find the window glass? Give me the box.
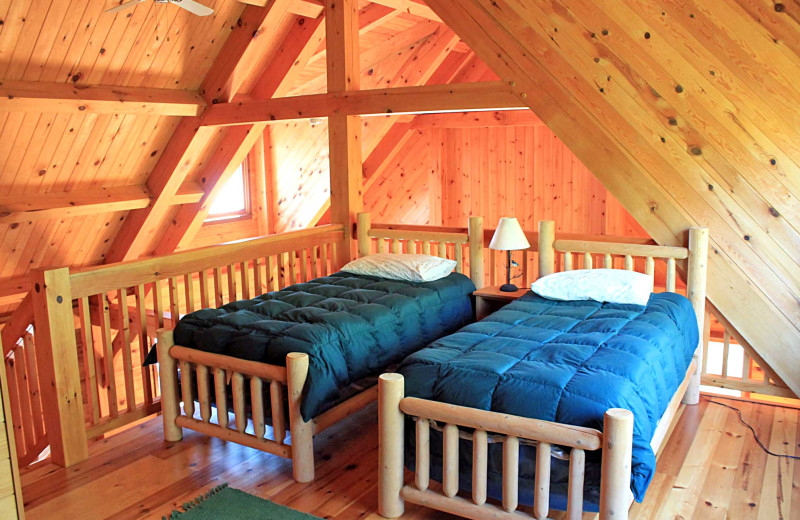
[206,164,248,221]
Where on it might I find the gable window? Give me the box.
[205,161,250,222]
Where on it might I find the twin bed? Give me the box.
[156,214,708,520]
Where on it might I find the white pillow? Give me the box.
[341,253,457,282]
[531,269,654,306]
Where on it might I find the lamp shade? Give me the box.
[489,217,530,251]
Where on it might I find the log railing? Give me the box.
[22,224,345,466]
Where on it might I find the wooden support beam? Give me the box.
[410,110,543,128]
[105,5,285,264]
[369,0,442,22]
[0,183,203,224]
[326,0,363,266]
[0,294,32,356]
[30,268,89,467]
[0,80,205,116]
[151,15,326,255]
[202,82,525,126]
[240,0,323,18]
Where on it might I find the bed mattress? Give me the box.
[173,271,475,420]
[399,291,698,509]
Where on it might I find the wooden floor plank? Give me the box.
[20,396,797,520]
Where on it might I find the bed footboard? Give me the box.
[157,329,314,482]
[378,373,635,520]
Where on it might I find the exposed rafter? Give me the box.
[104,5,290,264]
[0,183,204,224]
[153,14,327,254]
[0,81,205,116]
[369,0,442,22]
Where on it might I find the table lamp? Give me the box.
[489,217,531,292]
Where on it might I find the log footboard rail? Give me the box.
[378,373,634,520]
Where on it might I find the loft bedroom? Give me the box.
[0,0,798,519]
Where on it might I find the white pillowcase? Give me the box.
[531,269,654,306]
[341,253,457,283]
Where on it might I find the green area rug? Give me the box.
[164,484,323,519]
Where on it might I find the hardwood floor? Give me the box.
[19,396,799,520]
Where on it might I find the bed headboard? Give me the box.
[355,212,486,289]
[537,219,709,338]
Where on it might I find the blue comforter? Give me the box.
[173,272,475,421]
[400,291,698,507]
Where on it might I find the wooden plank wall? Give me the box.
[423,0,800,395]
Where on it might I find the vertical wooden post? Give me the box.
[683,226,709,405]
[326,0,362,267]
[538,220,555,278]
[0,335,25,518]
[468,216,485,289]
[378,373,404,519]
[599,408,634,520]
[30,267,88,467]
[357,212,371,258]
[156,328,182,442]
[287,352,314,482]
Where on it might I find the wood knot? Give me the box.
[769,207,780,217]
[775,3,785,12]
[690,146,702,155]
[675,84,684,93]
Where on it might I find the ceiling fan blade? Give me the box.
[171,0,215,16]
[105,0,146,14]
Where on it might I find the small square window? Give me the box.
[205,162,250,222]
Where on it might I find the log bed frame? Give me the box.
[156,212,486,483]
[378,220,709,520]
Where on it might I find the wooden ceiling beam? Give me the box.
[409,110,543,128]
[368,0,442,22]
[203,82,525,126]
[0,81,205,116]
[104,5,288,264]
[152,15,327,255]
[0,183,204,225]
[239,0,324,18]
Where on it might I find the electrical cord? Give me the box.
[702,396,800,461]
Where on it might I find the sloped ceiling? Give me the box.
[422,0,800,395]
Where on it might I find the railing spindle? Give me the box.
[722,330,731,378]
[502,435,519,512]
[78,296,101,422]
[197,364,211,423]
[408,240,417,254]
[443,423,459,498]
[241,261,251,300]
[584,252,592,269]
[320,244,329,276]
[289,251,298,285]
[378,238,387,254]
[99,293,118,417]
[22,334,45,440]
[180,360,194,418]
[280,252,290,288]
[168,277,181,321]
[117,289,135,412]
[270,379,285,443]
[135,284,154,404]
[300,249,309,282]
[214,368,228,429]
[624,254,633,270]
[438,241,447,259]
[184,274,196,313]
[566,448,585,520]
[253,258,264,295]
[232,372,246,433]
[422,241,431,255]
[199,269,210,308]
[14,348,35,450]
[391,238,400,254]
[213,267,224,307]
[645,256,655,277]
[455,243,463,273]
[473,429,487,506]
[251,376,265,440]
[535,442,551,519]
[604,253,613,268]
[416,419,429,491]
[564,252,573,271]
[311,246,319,279]
[666,258,676,292]
[227,264,238,302]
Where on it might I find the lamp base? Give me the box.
[499,283,519,292]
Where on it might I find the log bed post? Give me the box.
[357,212,371,258]
[683,226,709,405]
[156,328,183,442]
[378,373,405,518]
[287,352,314,482]
[599,408,634,520]
[538,220,555,278]
[468,216,485,289]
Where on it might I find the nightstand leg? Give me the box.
[476,298,489,321]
